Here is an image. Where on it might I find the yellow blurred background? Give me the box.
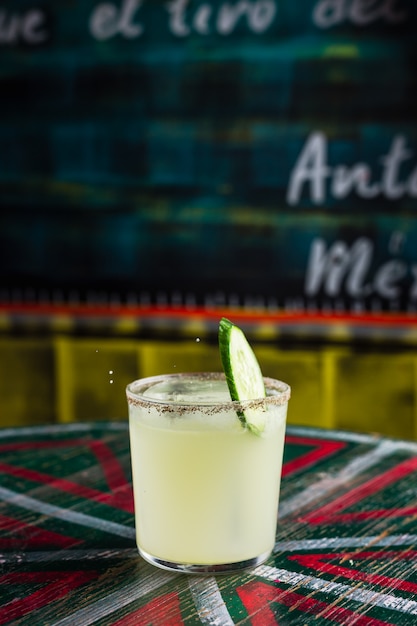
[1,332,416,440]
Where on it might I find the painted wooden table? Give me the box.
[0,422,416,625]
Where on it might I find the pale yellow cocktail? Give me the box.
[127,373,290,573]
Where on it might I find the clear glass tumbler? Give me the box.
[126,372,290,574]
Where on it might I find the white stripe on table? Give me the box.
[0,486,135,539]
[279,440,398,518]
[274,533,417,553]
[189,577,235,625]
[256,564,417,616]
[50,570,175,626]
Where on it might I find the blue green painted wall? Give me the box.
[0,0,416,322]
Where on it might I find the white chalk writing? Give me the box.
[313,0,407,29]
[0,0,409,47]
[90,0,276,40]
[305,237,415,301]
[0,8,48,45]
[287,133,417,205]
[167,0,276,36]
[89,0,144,40]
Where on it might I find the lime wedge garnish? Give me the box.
[218,317,266,435]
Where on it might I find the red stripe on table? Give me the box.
[0,438,133,513]
[0,439,129,490]
[88,440,130,491]
[111,592,184,626]
[283,437,346,477]
[0,462,133,513]
[0,513,81,549]
[0,571,98,625]
[289,550,417,595]
[237,580,391,625]
[301,456,417,524]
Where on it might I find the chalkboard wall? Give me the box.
[1,0,416,337]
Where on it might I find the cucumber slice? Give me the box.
[218,317,266,435]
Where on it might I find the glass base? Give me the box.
[138,547,271,574]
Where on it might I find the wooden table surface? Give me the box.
[0,422,416,625]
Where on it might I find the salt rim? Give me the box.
[126,372,291,416]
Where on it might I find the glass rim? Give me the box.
[126,372,291,413]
